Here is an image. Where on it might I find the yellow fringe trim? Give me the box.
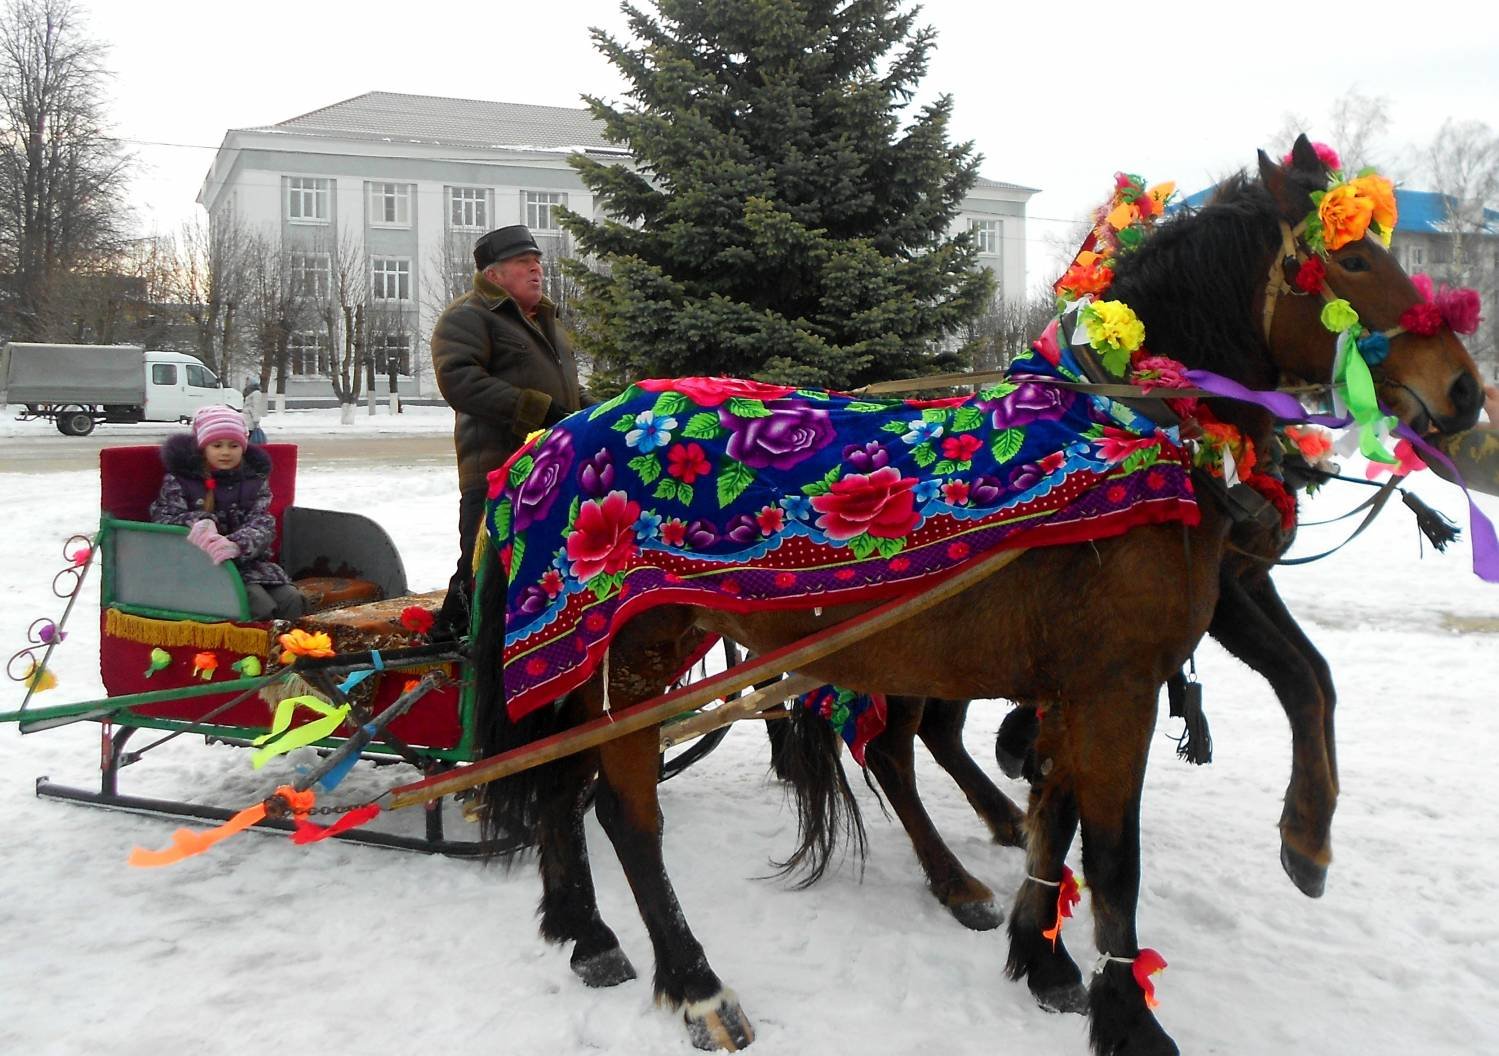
[105,609,271,656]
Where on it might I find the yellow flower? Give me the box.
[1106,200,1139,232]
[277,629,335,659]
[1318,183,1375,250]
[1086,300,1146,353]
[1320,298,1360,333]
[1348,175,1398,242]
[1147,181,1176,211]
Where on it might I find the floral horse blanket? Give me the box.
[487,345,1200,734]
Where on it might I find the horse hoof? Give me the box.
[1034,982,1090,1015]
[1280,843,1327,898]
[949,899,1004,931]
[684,990,755,1051]
[572,946,637,988]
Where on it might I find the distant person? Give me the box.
[149,404,304,621]
[428,225,591,638]
[241,381,268,444]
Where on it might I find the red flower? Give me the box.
[667,442,711,484]
[660,518,687,547]
[888,557,911,572]
[946,541,971,560]
[1244,472,1296,532]
[525,657,548,676]
[810,466,920,541]
[941,480,971,505]
[1097,427,1160,464]
[566,491,641,583]
[1107,484,1128,503]
[637,376,796,406]
[1399,301,1444,336]
[755,505,785,534]
[834,569,856,581]
[399,606,435,634]
[940,434,982,461]
[1039,451,1065,473]
[584,612,607,632]
[539,570,564,597]
[774,571,797,589]
[1293,255,1326,294]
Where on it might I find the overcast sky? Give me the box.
[88,0,1499,289]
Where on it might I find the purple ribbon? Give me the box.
[1395,425,1499,584]
[1187,369,1499,584]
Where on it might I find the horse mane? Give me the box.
[1106,172,1288,386]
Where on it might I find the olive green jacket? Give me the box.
[1434,425,1499,499]
[431,272,586,492]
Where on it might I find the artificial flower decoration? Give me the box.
[1365,437,1428,480]
[1041,866,1083,949]
[1306,172,1398,253]
[1398,300,1444,337]
[142,647,171,678]
[1320,298,1360,334]
[1356,331,1390,366]
[400,605,436,634]
[1283,425,1334,461]
[1317,183,1375,252]
[192,651,218,681]
[277,629,335,659]
[1081,300,1147,376]
[1292,255,1326,294]
[1056,251,1114,302]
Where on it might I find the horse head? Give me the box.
[1258,134,1483,436]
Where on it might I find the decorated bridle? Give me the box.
[1258,161,1482,462]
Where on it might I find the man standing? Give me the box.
[430,224,588,636]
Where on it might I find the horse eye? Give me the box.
[1336,255,1370,273]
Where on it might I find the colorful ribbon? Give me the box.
[250,695,350,769]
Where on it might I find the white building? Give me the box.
[198,91,1035,397]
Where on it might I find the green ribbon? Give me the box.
[250,695,350,769]
[1333,331,1397,464]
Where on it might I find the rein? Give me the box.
[1261,219,1409,348]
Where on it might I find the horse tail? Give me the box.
[470,554,581,858]
[768,697,868,887]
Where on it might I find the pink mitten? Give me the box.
[187,518,218,547]
[204,535,240,565]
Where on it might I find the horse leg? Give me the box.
[865,696,1002,931]
[1209,572,1336,897]
[1073,695,1178,1056]
[594,724,754,1051]
[535,742,638,988]
[917,698,1027,847]
[1005,707,1088,1015]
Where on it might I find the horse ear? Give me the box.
[1259,147,1308,222]
[1289,134,1321,172]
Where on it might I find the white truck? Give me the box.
[0,344,242,436]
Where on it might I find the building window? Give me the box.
[970,219,1002,255]
[1408,245,1425,268]
[524,190,566,232]
[289,252,330,300]
[449,187,488,229]
[288,331,330,376]
[369,182,411,227]
[287,177,330,223]
[370,333,412,376]
[372,258,411,301]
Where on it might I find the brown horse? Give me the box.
[471,137,1483,1055]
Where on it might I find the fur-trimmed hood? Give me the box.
[160,432,272,481]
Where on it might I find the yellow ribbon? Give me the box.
[250,695,350,768]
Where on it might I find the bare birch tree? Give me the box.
[0,0,131,339]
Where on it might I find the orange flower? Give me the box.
[1106,199,1139,231]
[1319,183,1375,250]
[1348,174,1397,239]
[277,629,335,659]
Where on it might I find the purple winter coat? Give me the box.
[148,433,292,586]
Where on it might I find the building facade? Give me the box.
[198,92,1035,397]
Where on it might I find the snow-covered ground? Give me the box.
[2,410,1497,1055]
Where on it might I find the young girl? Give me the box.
[149,404,305,621]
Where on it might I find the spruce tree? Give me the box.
[564,0,992,393]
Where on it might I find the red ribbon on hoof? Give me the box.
[1041,866,1082,949]
[1133,948,1168,1009]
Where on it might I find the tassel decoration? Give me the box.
[1401,491,1460,551]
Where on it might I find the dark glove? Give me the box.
[543,401,573,427]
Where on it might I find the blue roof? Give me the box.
[1177,184,1498,236]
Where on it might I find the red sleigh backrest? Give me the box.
[100,443,299,551]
